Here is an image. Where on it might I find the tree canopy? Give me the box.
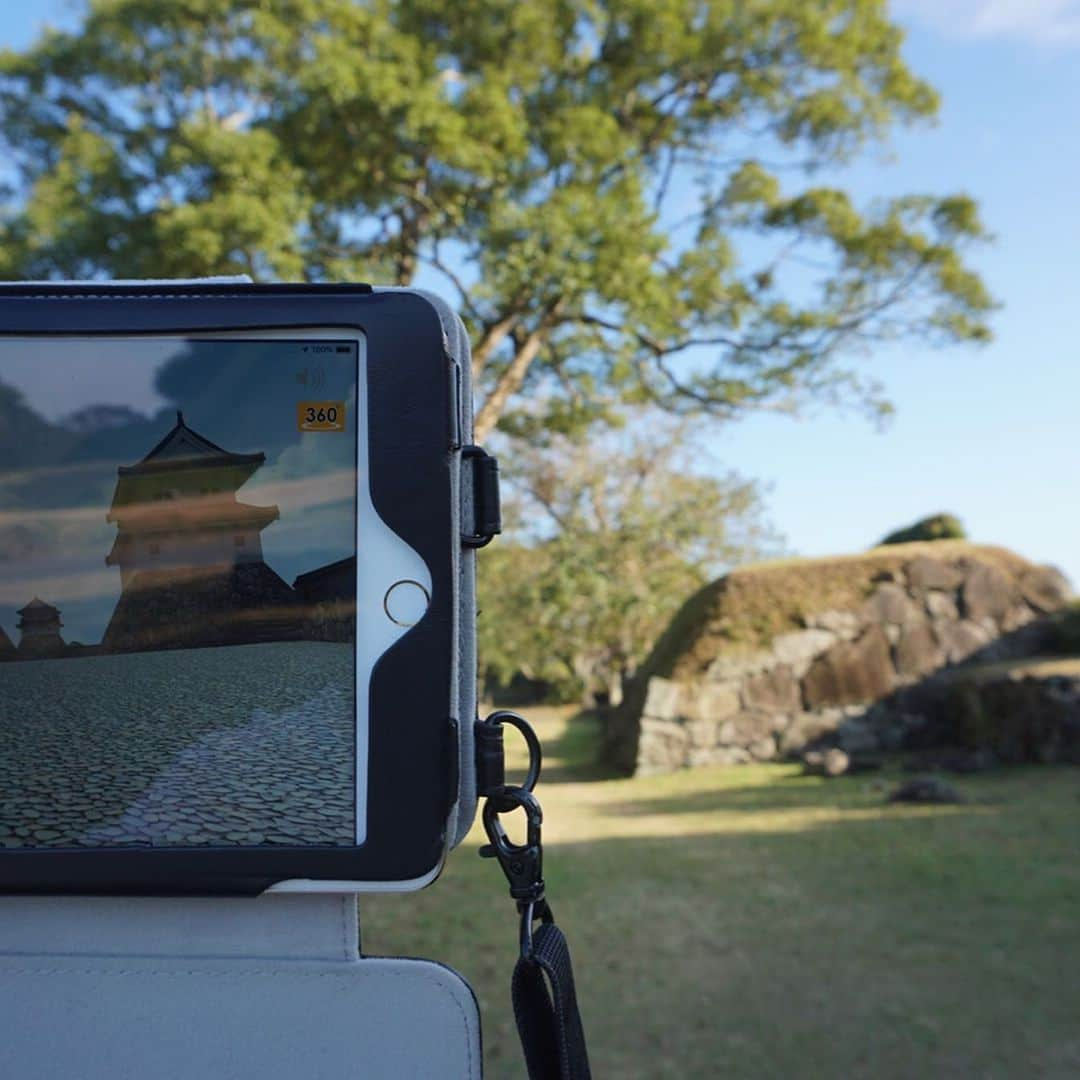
[0,0,993,439]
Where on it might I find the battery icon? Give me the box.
[336,345,350,353]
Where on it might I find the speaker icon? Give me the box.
[295,367,325,389]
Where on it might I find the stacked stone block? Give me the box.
[616,549,1071,775]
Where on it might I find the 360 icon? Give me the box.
[297,401,346,432]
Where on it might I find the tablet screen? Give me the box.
[0,335,360,849]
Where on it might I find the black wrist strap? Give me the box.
[512,910,592,1080]
[476,712,593,1080]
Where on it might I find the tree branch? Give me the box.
[576,312,745,355]
[474,300,564,440]
[424,242,483,325]
[471,311,520,382]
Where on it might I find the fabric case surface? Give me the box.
[0,893,482,1079]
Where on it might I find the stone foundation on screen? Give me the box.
[606,542,1072,775]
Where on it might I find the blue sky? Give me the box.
[707,1,1080,583]
[2,2,1078,584]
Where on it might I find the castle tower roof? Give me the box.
[17,596,60,619]
[119,411,265,477]
[107,412,271,523]
[17,597,63,630]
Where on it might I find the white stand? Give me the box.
[0,895,482,1079]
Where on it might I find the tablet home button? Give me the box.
[384,580,431,627]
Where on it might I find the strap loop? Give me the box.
[512,921,592,1080]
[461,445,502,547]
[477,709,542,811]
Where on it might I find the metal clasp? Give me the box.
[480,785,544,902]
[480,785,549,957]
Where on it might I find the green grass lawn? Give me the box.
[360,708,1080,1079]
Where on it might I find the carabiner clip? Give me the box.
[480,785,545,908]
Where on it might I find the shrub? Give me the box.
[1047,601,1080,655]
[879,513,966,546]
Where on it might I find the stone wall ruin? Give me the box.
[606,543,1072,775]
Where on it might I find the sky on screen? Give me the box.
[1,2,1077,584]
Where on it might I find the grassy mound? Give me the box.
[641,541,1037,683]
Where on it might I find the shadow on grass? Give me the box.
[600,775,902,817]
[600,762,1064,818]
[534,710,625,784]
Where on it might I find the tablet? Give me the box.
[0,285,476,894]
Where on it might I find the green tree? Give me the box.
[479,420,779,702]
[0,0,992,440]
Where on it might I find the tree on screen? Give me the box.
[0,0,993,440]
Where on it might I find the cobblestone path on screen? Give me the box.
[0,642,354,848]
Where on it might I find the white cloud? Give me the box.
[896,0,1080,45]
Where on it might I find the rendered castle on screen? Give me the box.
[1,412,355,659]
